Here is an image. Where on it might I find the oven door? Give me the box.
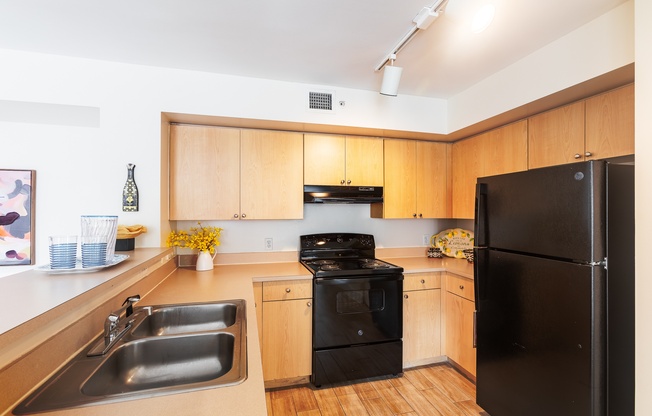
[313,274,403,349]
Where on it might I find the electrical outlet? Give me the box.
[422,234,430,246]
[265,238,273,250]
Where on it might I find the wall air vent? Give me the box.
[308,91,333,111]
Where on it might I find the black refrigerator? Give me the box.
[473,159,634,416]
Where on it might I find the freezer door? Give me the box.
[475,161,606,262]
[475,249,606,416]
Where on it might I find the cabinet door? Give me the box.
[403,289,441,367]
[484,120,528,177]
[304,134,346,186]
[240,129,304,219]
[528,101,585,169]
[452,122,527,219]
[169,125,240,220]
[416,141,449,218]
[445,291,476,376]
[253,282,263,356]
[451,135,485,219]
[383,139,417,218]
[585,83,634,160]
[262,298,312,381]
[345,136,384,186]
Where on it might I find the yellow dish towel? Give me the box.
[117,224,147,239]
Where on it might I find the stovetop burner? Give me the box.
[299,233,403,278]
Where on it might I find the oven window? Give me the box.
[336,289,385,314]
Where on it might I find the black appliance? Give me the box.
[304,185,383,203]
[474,160,634,416]
[299,233,404,387]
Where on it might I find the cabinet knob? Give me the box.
[340,179,345,185]
[285,288,291,293]
[419,213,423,218]
[421,279,425,284]
[241,213,247,219]
[307,301,312,307]
[585,151,592,157]
[404,294,409,299]
[574,153,582,159]
[233,214,239,218]
[459,285,465,290]
[347,179,351,185]
[413,213,417,218]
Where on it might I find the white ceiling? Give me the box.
[0,0,628,99]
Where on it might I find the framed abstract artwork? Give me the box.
[0,169,35,265]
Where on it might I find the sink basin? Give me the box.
[82,333,235,395]
[130,302,237,337]
[14,299,247,415]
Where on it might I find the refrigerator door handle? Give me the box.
[474,183,488,247]
[473,310,477,348]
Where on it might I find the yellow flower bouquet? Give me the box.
[166,222,223,254]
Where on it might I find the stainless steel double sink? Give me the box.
[14,299,247,414]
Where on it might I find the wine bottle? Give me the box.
[122,163,139,212]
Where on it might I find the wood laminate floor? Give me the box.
[265,363,488,416]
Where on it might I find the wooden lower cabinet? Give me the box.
[259,280,312,387]
[403,273,443,368]
[444,273,476,377]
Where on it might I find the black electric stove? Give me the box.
[300,233,404,387]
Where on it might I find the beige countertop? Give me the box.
[4,253,473,416]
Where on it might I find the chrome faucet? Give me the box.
[88,295,140,356]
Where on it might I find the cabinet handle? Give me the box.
[574,153,582,159]
[459,285,465,290]
[307,301,312,307]
[241,213,247,219]
[585,151,592,157]
[404,294,409,299]
[285,288,291,293]
[420,279,425,284]
[233,214,239,218]
[347,179,351,185]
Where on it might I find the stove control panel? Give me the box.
[300,233,375,250]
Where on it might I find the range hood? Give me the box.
[304,185,383,204]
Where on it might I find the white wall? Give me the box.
[634,0,652,413]
[448,0,634,131]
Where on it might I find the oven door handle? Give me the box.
[314,274,404,285]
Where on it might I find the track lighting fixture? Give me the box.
[375,0,449,96]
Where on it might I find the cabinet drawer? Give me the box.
[446,274,474,302]
[404,272,441,291]
[263,280,312,301]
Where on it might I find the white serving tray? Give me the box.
[36,254,129,274]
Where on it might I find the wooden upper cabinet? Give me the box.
[416,141,449,218]
[169,125,303,220]
[528,101,585,169]
[169,125,241,220]
[345,136,384,186]
[381,139,417,218]
[240,129,304,220]
[304,134,383,186]
[373,139,448,219]
[529,84,634,169]
[585,83,634,160]
[452,121,527,219]
[303,134,346,186]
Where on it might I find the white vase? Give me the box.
[196,250,215,271]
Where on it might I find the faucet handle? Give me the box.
[122,295,140,317]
